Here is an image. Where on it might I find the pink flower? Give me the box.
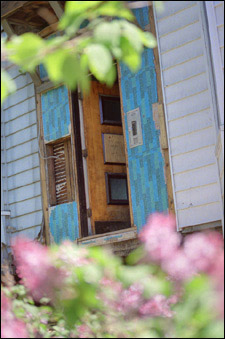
[1,318,28,338]
[139,295,173,318]
[184,232,223,273]
[77,324,92,338]
[1,290,28,339]
[162,250,197,281]
[118,284,143,312]
[139,213,181,263]
[12,237,63,301]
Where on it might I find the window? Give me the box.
[46,137,75,206]
[99,95,122,125]
[105,173,129,205]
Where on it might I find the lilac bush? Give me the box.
[1,213,224,338]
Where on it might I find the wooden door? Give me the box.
[82,81,130,235]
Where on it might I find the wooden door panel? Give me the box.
[82,81,130,233]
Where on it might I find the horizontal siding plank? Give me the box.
[215,4,224,26]
[178,202,222,227]
[11,226,42,241]
[174,164,219,191]
[9,196,42,217]
[163,55,205,86]
[158,4,198,36]
[5,110,37,136]
[14,73,33,91]
[161,38,203,70]
[8,182,41,204]
[6,139,39,163]
[165,73,208,104]
[6,124,37,149]
[3,84,35,109]
[170,127,215,156]
[8,167,41,191]
[7,153,40,177]
[168,109,213,138]
[156,1,197,20]
[167,90,210,121]
[176,183,220,210]
[172,146,216,173]
[10,210,43,229]
[160,21,201,53]
[4,65,21,80]
[3,98,36,122]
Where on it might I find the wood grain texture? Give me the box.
[82,81,130,233]
[36,93,50,245]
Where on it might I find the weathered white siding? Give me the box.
[205,1,224,233]
[1,63,43,242]
[154,1,223,230]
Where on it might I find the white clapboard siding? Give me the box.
[5,124,38,149]
[168,109,213,138]
[8,167,40,191]
[161,38,203,70]
[10,210,43,230]
[6,139,39,163]
[167,90,210,121]
[7,153,40,177]
[1,60,43,240]
[163,55,205,86]
[174,164,219,191]
[8,182,41,205]
[9,196,42,217]
[4,97,36,122]
[4,83,35,109]
[154,1,223,229]
[10,225,42,241]
[157,3,199,36]
[170,127,215,156]
[5,109,37,135]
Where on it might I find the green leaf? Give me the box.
[61,54,80,89]
[96,1,134,21]
[6,33,45,71]
[1,70,16,104]
[85,44,112,79]
[140,32,157,48]
[43,48,69,83]
[120,36,141,71]
[94,21,121,47]
[104,63,117,87]
[121,21,143,53]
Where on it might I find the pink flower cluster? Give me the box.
[12,237,64,301]
[1,291,28,338]
[140,213,224,282]
[77,324,93,338]
[139,294,174,318]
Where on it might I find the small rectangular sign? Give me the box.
[102,133,126,164]
[127,107,143,148]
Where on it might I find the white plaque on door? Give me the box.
[127,107,143,148]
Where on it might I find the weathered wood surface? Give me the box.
[82,81,130,234]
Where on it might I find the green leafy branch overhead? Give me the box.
[1,1,158,104]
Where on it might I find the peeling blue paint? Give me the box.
[49,202,79,244]
[41,85,71,141]
[120,7,168,233]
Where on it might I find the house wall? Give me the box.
[1,62,43,243]
[120,7,169,233]
[153,1,224,230]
